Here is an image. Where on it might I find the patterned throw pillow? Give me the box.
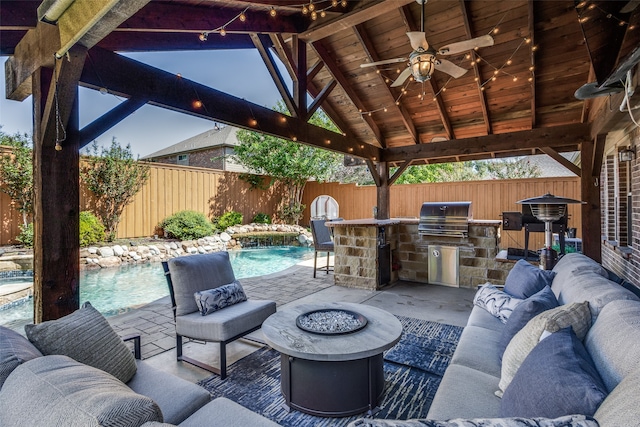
[346,414,599,427]
[24,302,137,384]
[194,281,247,316]
[474,283,523,324]
[498,301,591,394]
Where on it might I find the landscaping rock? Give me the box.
[219,232,232,242]
[98,256,121,268]
[97,246,114,257]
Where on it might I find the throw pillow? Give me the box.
[24,301,137,383]
[500,328,607,418]
[194,280,247,316]
[497,286,559,360]
[0,326,43,390]
[0,355,162,427]
[504,259,556,299]
[498,301,591,394]
[473,283,523,324]
[346,414,599,426]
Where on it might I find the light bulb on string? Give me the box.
[239,12,246,22]
[199,32,208,42]
[269,7,276,17]
[220,27,227,36]
[308,2,315,12]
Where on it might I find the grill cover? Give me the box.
[419,202,472,237]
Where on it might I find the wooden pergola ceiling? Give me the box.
[1,0,639,165]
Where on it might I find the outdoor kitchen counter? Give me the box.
[325,218,402,227]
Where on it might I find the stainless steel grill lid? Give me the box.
[418,201,472,237]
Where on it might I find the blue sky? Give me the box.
[0,49,288,157]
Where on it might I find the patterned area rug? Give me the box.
[198,316,463,427]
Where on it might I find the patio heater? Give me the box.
[517,193,584,270]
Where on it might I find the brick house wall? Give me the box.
[600,128,640,287]
[151,147,225,169]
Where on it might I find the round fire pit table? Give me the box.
[262,302,402,418]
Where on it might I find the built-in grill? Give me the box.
[418,201,472,237]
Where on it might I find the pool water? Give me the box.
[0,246,313,326]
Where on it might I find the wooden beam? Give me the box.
[299,0,415,43]
[366,159,381,187]
[80,47,380,160]
[354,23,418,144]
[78,97,147,148]
[33,46,86,322]
[311,40,384,146]
[580,135,602,263]
[389,160,412,185]
[270,34,297,79]
[589,90,631,138]
[293,36,308,120]
[592,132,606,177]
[528,0,537,128]
[5,0,149,100]
[461,0,491,135]
[251,33,297,117]
[376,161,390,220]
[307,79,336,118]
[539,147,581,176]
[383,123,591,162]
[307,60,324,82]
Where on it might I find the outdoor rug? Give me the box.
[198,316,464,427]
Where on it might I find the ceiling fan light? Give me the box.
[409,50,436,82]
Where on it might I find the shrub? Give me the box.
[16,223,33,248]
[214,211,243,231]
[80,211,106,246]
[252,212,272,224]
[160,210,214,240]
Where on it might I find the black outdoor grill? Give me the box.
[418,202,472,238]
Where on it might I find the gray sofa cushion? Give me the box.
[504,259,556,299]
[499,301,591,394]
[0,326,42,390]
[24,301,137,383]
[451,326,502,377]
[500,328,606,418]
[179,397,281,427]
[127,360,211,425]
[175,299,276,342]
[584,299,640,392]
[466,306,504,332]
[0,355,162,427]
[427,364,501,420]
[595,367,640,427]
[168,252,237,316]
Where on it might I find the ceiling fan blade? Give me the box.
[391,68,413,87]
[435,59,468,78]
[621,0,640,13]
[360,57,407,68]
[438,34,494,55]
[407,31,429,51]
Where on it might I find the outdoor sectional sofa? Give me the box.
[350,252,640,427]
[0,302,279,427]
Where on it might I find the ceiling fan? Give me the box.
[360,0,494,87]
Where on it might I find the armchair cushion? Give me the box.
[194,281,247,316]
[504,259,556,299]
[168,252,236,316]
[24,301,137,383]
[0,326,42,390]
[0,355,162,427]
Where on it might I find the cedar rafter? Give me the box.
[460,0,491,135]
[311,40,385,147]
[354,23,418,144]
[528,0,537,128]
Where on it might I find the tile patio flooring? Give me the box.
[106,257,477,384]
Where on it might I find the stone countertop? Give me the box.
[325,218,501,227]
[261,302,402,361]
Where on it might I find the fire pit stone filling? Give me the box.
[296,309,367,334]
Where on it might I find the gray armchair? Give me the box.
[310,219,335,278]
[162,251,276,379]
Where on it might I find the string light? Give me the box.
[269,7,276,17]
[197,7,249,40]
[575,1,637,29]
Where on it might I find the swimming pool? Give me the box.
[0,246,313,326]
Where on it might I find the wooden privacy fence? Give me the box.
[0,161,286,245]
[302,177,583,251]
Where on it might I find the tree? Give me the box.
[81,138,150,241]
[0,128,33,227]
[233,102,342,224]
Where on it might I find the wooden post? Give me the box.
[580,135,603,263]
[32,47,86,322]
[376,161,390,220]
